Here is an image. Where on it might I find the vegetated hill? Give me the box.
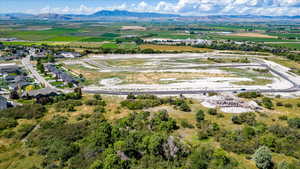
[91,10,181,18]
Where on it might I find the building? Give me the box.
[0,96,7,110]
[45,64,78,85]
[21,87,59,98]
[0,63,19,74]
[58,52,81,58]
[144,38,212,46]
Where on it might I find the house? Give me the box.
[0,63,20,74]
[0,96,7,110]
[21,87,60,98]
[59,52,81,58]
[45,64,78,85]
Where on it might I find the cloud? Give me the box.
[35,0,300,16]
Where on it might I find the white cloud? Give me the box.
[35,0,300,16]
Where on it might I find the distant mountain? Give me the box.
[36,13,71,20]
[0,10,300,21]
[91,10,181,18]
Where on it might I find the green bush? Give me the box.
[208,109,217,115]
[284,103,293,108]
[238,92,262,98]
[287,118,300,128]
[0,104,46,119]
[252,146,273,169]
[262,98,273,109]
[196,110,205,123]
[0,118,18,130]
[232,112,256,125]
[180,119,194,129]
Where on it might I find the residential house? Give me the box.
[46,64,78,85]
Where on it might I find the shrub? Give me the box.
[94,106,106,113]
[198,129,209,140]
[252,146,273,169]
[278,115,288,121]
[238,92,262,98]
[196,110,205,123]
[284,103,293,108]
[0,104,46,119]
[16,124,35,139]
[93,94,102,100]
[1,130,16,138]
[276,102,283,106]
[180,119,194,129]
[0,118,18,130]
[287,118,300,128]
[207,109,217,115]
[232,112,256,125]
[55,100,82,112]
[262,98,273,109]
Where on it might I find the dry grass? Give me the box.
[232,78,273,86]
[139,44,213,52]
[105,59,146,66]
[228,33,277,38]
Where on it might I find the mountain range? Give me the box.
[1,10,300,21]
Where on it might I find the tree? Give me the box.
[36,59,45,74]
[196,110,205,123]
[253,146,273,169]
[9,89,19,99]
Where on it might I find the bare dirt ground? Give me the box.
[121,26,146,30]
[228,32,277,38]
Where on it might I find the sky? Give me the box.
[1,0,300,16]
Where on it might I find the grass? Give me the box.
[222,67,274,78]
[232,78,273,86]
[45,36,87,42]
[101,43,119,49]
[105,59,146,66]
[50,81,64,86]
[139,44,213,52]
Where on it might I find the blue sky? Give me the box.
[1,0,300,16]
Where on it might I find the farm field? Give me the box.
[226,32,277,38]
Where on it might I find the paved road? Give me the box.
[22,56,52,88]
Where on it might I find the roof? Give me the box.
[46,64,78,84]
[21,87,59,97]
